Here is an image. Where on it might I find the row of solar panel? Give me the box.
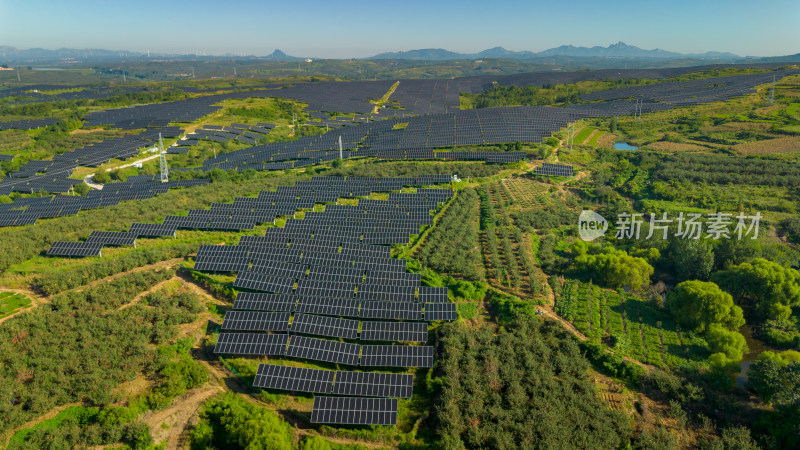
[233,293,457,321]
[221,311,429,341]
[253,364,413,398]
[214,333,434,368]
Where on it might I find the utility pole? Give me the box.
[339,136,343,159]
[16,69,20,82]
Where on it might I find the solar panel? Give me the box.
[233,292,296,312]
[331,371,413,398]
[221,311,290,332]
[311,397,398,425]
[85,231,138,246]
[291,313,359,340]
[360,321,428,342]
[360,345,434,368]
[418,286,448,303]
[232,271,295,293]
[424,303,458,321]
[286,335,360,366]
[360,301,423,321]
[253,364,334,394]
[47,241,103,257]
[213,333,288,355]
[295,297,360,318]
[534,163,574,177]
[129,223,177,237]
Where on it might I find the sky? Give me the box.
[0,0,798,58]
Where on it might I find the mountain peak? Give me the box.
[265,49,302,61]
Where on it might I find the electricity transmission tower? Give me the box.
[768,75,775,105]
[158,133,169,182]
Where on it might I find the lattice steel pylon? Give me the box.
[768,75,775,105]
[158,133,169,182]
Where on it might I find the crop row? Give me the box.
[552,278,708,368]
[417,188,483,281]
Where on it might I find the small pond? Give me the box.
[614,142,638,151]
[735,325,771,388]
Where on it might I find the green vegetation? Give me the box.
[668,280,744,333]
[0,269,202,436]
[0,171,306,273]
[571,243,654,289]
[0,292,32,318]
[554,278,709,368]
[190,393,295,450]
[416,187,483,281]
[1,64,799,449]
[35,242,200,295]
[433,316,632,448]
[7,405,153,450]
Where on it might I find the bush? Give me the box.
[92,171,111,184]
[192,394,294,450]
[582,342,646,384]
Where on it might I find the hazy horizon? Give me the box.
[1,0,798,59]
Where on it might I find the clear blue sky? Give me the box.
[0,0,797,58]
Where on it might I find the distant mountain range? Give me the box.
[0,46,306,63]
[368,42,742,61]
[1,42,796,64]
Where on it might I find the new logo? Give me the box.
[579,210,608,241]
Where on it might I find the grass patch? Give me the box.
[588,130,606,147]
[574,126,596,145]
[457,302,478,320]
[0,292,32,318]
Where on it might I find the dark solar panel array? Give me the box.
[360,321,428,342]
[534,162,574,177]
[0,118,59,130]
[213,332,288,356]
[579,69,798,109]
[2,176,207,228]
[0,128,182,198]
[85,231,137,246]
[360,345,435,368]
[290,313,359,340]
[221,311,290,332]
[311,397,398,426]
[286,335,361,366]
[424,302,458,321]
[253,365,413,398]
[253,364,334,394]
[46,241,103,257]
[331,371,413,398]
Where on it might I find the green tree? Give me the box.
[92,171,111,184]
[574,246,654,289]
[667,280,744,333]
[712,258,800,322]
[713,237,761,270]
[747,358,800,405]
[705,324,747,361]
[206,168,229,183]
[194,394,294,450]
[73,182,90,196]
[668,238,714,281]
